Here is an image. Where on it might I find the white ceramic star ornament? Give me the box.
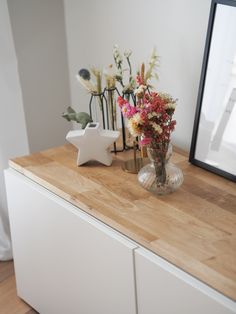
[66,122,120,166]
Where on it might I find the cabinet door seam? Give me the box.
[132,249,139,314]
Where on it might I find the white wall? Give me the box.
[7,0,71,152]
[64,0,211,150]
[0,0,29,260]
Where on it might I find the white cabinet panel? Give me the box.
[5,169,137,314]
[135,248,236,314]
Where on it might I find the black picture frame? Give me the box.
[189,0,236,182]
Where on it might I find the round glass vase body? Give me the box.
[137,144,183,195]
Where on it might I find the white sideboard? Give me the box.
[5,169,137,314]
[5,168,236,314]
[135,248,235,314]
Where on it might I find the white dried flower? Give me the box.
[150,122,163,134]
[116,56,122,64]
[148,112,160,119]
[113,45,123,64]
[124,49,132,58]
[132,112,144,124]
[165,102,176,110]
[134,84,147,97]
[127,119,141,137]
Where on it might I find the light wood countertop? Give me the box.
[9,144,236,301]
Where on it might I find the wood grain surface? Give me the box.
[9,144,236,301]
[0,261,37,314]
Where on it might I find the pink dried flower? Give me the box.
[121,103,137,118]
[118,90,177,148]
[140,137,152,146]
[117,96,126,108]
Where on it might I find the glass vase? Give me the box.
[122,91,136,149]
[89,92,106,129]
[137,144,184,195]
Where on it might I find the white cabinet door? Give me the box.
[5,169,137,314]
[135,248,236,314]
